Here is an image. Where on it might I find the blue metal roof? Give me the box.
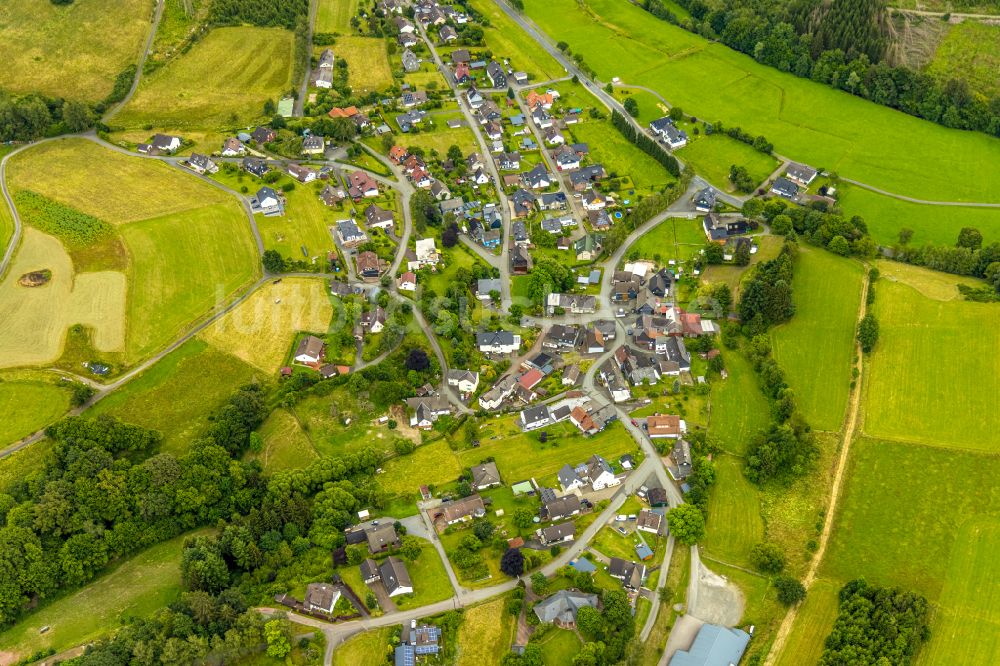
[571,558,597,573]
[669,624,751,666]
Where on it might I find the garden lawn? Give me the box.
[701,455,764,565]
[837,183,1000,247]
[332,627,393,666]
[0,528,211,661]
[115,26,295,128]
[700,234,784,298]
[613,88,668,126]
[0,377,72,446]
[392,542,456,610]
[91,339,259,455]
[316,0,359,33]
[591,524,656,562]
[200,277,335,372]
[771,248,863,431]
[522,0,1000,203]
[863,278,1000,451]
[456,419,638,488]
[708,351,770,455]
[457,596,516,666]
[538,628,582,666]
[402,122,479,157]
[467,0,565,81]
[774,578,840,666]
[675,135,779,193]
[7,139,231,225]
[568,119,677,194]
[0,0,150,101]
[119,203,259,362]
[338,36,393,93]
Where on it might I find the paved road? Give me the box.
[102,0,165,122]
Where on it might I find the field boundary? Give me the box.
[765,266,870,665]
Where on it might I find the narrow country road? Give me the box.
[102,0,166,122]
[764,268,871,665]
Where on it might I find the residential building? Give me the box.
[770,176,800,199]
[398,271,417,292]
[221,137,245,156]
[786,162,818,186]
[692,187,716,213]
[294,335,325,364]
[243,157,269,178]
[151,133,182,153]
[539,521,575,545]
[544,494,582,522]
[533,590,599,628]
[304,583,340,615]
[438,494,486,524]
[544,324,581,349]
[646,414,685,438]
[302,135,325,155]
[380,557,413,597]
[477,331,521,354]
[251,126,276,145]
[365,204,395,229]
[471,462,502,490]
[586,454,619,490]
[357,251,382,279]
[336,219,368,248]
[479,374,516,410]
[186,153,217,174]
[486,61,507,88]
[519,404,552,431]
[360,558,380,583]
[405,395,452,429]
[366,523,401,553]
[669,438,693,480]
[287,163,317,183]
[636,509,663,535]
[401,48,420,72]
[476,278,502,301]
[609,558,646,591]
[558,464,586,492]
[446,369,479,394]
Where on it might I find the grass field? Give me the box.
[708,351,771,455]
[0,377,71,446]
[613,88,669,126]
[119,204,259,361]
[917,520,1000,665]
[379,439,464,496]
[568,115,677,194]
[927,21,1000,99]
[773,578,840,666]
[457,596,516,666]
[402,121,479,157]
[0,229,126,369]
[316,0,359,33]
[149,0,208,65]
[0,189,13,254]
[837,183,1000,246]
[0,0,151,101]
[250,409,319,473]
[771,248,864,431]
[523,0,1000,203]
[91,339,259,455]
[200,278,334,372]
[701,455,765,564]
[338,36,393,93]
[875,259,983,301]
[0,528,211,660]
[115,26,295,128]
[467,0,565,81]
[863,277,1000,451]
[7,140,232,225]
[625,217,704,262]
[675,135,779,193]
[332,627,392,666]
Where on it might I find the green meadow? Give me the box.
[675,134,780,194]
[523,0,1000,203]
[771,248,864,432]
[863,276,1000,452]
[0,377,72,446]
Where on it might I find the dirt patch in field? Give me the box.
[0,229,126,369]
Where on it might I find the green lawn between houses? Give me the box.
[674,134,780,194]
[0,528,213,661]
[624,217,706,264]
[539,628,583,666]
[332,627,394,666]
[522,0,1000,204]
[770,247,864,432]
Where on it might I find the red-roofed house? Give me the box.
[518,368,543,391]
[329,106,360,118]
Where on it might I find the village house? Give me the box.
[151,133,182,153]
[479,374,517,410]
[302,135,325,155]
[693,186,716,213]
[396,621,442,665]
[304,583,340,615]
[637,509,664,536]
[539,521,575,546]
[471,462,502,490]
[186,153,217,175]
[405,395,452,429]
[770,176,800,199]
[294,335,325,364]
[380,557,413,597]
[336,219,368,248]
[703,212,750,242]
[533,590,599,628]
[348,171,380,199]
[414,237,440,266]
[287,163,317,183]
[544,324,581,350]
[446,369,480,394]
[646,413,686,439]
[366,523,401,553]
[364,204,395,229]
[243,157,269,178]
[252,186,282,216]
[398,271,417,292]
[609,558,646,592]
[486,61,507,88]
[477,330,521,354]
[669,438,693,480]
[437,494,486,525]
[519,404,552,431]
[356,251,382,279]
[786,162,818,186]
[401,48,420,73]
[221,137,245,156]
[320,183,347,206]
[544,494,582,522]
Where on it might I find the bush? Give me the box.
[749,542,785,574]
[774,576,806,605]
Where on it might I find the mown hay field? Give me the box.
[7,139,231,225]
[701,455,765,564]
[115,26,295,128]
[863,276,1000,451]
[337,36,393,93]
[0,0,151,101]
[773,578,840,666]
[523,0,1000,203]
[467,0,564,81]
[316,0,359,33]
[457,596,516,666]
[0,229,126,369]
[200,277,335,372]
[771,248,863,432]
[91,339,259,455]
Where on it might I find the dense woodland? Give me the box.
[644,0,1000,136]
[820,579,930,665]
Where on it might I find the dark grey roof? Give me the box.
[540,521,575,543]
[471,462,501,487]
[521,404,551,426]
[558,464,582,488]
[379,556,412,594]
[477,330,516,346]
[360,558,380,580]
[771,176,800,198]
[533,589,598,624]
[545,494,581,520]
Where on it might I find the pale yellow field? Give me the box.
[0,0,151,101]
[199,278,333,371]
[0,229,125,369]
[336,37,393,93]
[7,139,230,225]
[875,259,984,302]
[115,26,295,128]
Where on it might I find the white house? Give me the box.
[586,455,620,491]
[304,583,340,615]
[447,369,480,394]
[477,331,521,354]
[415,238,440,266]
[294,335,325,364]
[398,271,417,292]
